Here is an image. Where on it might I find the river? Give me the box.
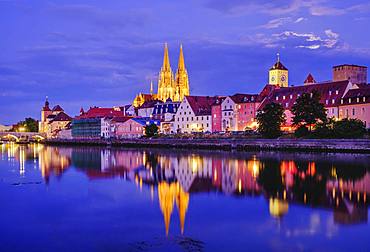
[0,143,369,251]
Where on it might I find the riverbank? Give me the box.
[43,138,370,153]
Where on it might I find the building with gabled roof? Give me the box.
[338,85,370,128]
[173,95,219,133]
[220,93,261,131]
[258,80,354,127]
[39,97,71,137]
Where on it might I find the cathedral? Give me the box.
[133,43,190,107]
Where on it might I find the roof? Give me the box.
[110,116,132,123]
[229,93,260,103]
[270,61,288,71]
[333,64,367,69]
[211,96,226,106]
[47,114,56,120]
[152,101,180,115]
[51,112,72,122]
[259,80,351,110]
[131,117,160,126]
[341,86,370,105]
[52,105,64,112]
[139,100,162,109]
[186,96,219,116]
[76,107,124,119]
[304,73,316,84]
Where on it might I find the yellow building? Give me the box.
[269,53,289,88]
[133,43,190,107]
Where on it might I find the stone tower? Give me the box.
[174,44,190,102]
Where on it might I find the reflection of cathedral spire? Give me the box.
[158,182,176,236]
[175,184,189,235]
[158,182,189,236]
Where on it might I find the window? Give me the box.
[290,94,293,99]
[329,90,332,95]
[276,96,279,101]
[325,100,328,105]
[357,97,359,103]
[184,111,186,115]
[285,103,289,108]
[349,98,352,103]
[283,95,286,100]
[332,99,335,104]
[352,108,355,116]
[214,114,216,118]
[363,97,366,102]
[336,90,339,95]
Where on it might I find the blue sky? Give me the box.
[1,0,369,124]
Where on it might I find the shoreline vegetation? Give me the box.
[43,138,370,154]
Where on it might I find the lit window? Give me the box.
[329,90,332,95]
[283,95,286,100]
[336,90,339,95]
[290,94,293,99]
[276,96,279,100]
[332,99,335,104]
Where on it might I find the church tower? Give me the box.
[269,53,289,87]
[157,43,175,101]
[174,44,189,102]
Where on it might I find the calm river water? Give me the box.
[0,143,369,252]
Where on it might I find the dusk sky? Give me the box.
[1,0,370,124]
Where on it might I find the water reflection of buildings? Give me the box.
[1,145,369,234]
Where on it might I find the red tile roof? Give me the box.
[342,86,370,105]
[304,73,316,84]
[259,80,351,110]
[51,112,72,122]
[229,93,260,103]
[77,107,124,119]
[52,105,64,112]
[186,96,219,116]
[139,100,162,109]
[110,116,132,123]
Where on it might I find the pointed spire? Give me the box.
[177,44,185,71]
[162,43,171,71]
[277,52,280,63]
[150,80,154,95]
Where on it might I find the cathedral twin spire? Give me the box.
[157,43,189,102]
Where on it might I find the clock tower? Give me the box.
[269,53,288,87]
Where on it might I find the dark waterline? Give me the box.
[0,143,369,252]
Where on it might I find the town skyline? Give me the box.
[1,0,370,124]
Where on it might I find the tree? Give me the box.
[144,124,159,137]
[257,102,286,138]
[292,91,327,132]
[333,118,366,138]
[10,117,38,132]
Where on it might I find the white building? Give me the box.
[173,96,218,133]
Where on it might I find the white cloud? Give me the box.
[259,17,292,29]
[294,17,305,23]
[273,29,340,49]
